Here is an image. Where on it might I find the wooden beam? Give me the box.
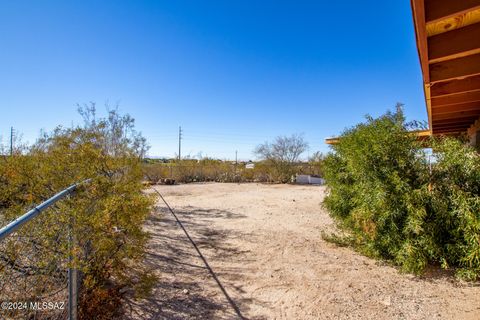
[324,130,431,145]
[432,110,480,123]
[325,137,340,145]
[432,101,480,115]
[430,75,480,97]
[433,113,480,126]
[433,119,474,126]
[425,84,433,133]
[430,53,480,83]
[436,127,473,134]
[433,132,465,136]
[434,125,473,132]
[414,129,432,138]
[434,128,466,136]
[426,6,480,36]
[411,0,432,131]
[425,0,480,22]
[434,122,473,129]
[432,130,464,135]
[428,22,480,64]
[431,90,480,107]
[411,0,430,83]
[433,127,467,134]
[435,122,471,128]
[435,127,468,135]
[433,118,479,127]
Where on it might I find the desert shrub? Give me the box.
[142,157,324,185]
[0,105,155,318]
[143,159,246,184]
[323,106,430,268]
[428,138,480,280]
[254,134,309,183]
[255,161,287,182]
[143,163,170,183]
[324,105,480,279]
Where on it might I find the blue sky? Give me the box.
[0,0,426,160]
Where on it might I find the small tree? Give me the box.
[254,134,309,182]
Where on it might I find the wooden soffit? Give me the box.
[411,0,480,135]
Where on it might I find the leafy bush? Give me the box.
[428,138,480,280]
[324,105,480,279]
[0,105,155,318]
[143,163,170,183]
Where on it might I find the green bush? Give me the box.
[429,138,480,280]
[324,105,480,279]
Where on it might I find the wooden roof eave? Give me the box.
[324,129,431,145]
[411,0,480,136]
[411,0,433,134]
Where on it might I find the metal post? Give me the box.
[68,209,78,320]
[235,150,238,176]
[178,126,182,161]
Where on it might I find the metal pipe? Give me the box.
[0,179,91,242]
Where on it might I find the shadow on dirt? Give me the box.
[122,204,267,320]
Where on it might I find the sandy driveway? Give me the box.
[123,183,480,320]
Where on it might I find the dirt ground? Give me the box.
[123,183,480,320]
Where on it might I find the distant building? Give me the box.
[245,161,255,169]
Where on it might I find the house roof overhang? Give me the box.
[325,1,480,145]
[325,129,431,145]
[411,0,480,136]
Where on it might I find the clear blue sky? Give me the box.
[0,0,426,160]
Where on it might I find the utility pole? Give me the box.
[178,126,182,161]
[235,150,238,175]
[10,127,14,156]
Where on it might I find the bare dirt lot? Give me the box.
[123,183,480,320]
